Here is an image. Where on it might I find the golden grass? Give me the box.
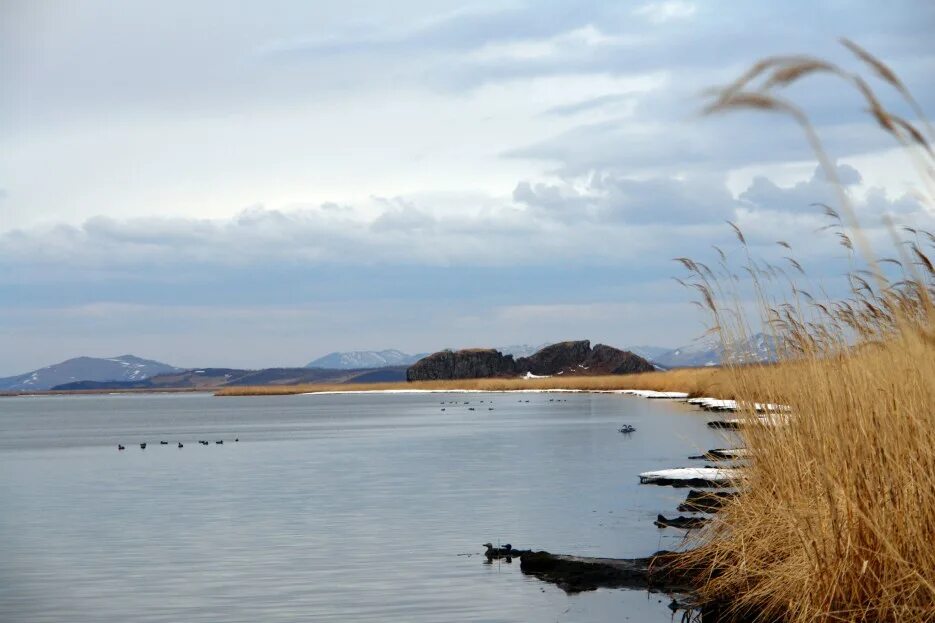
[215,367,729,396]
[690,331,935,622]
[678,42,935,622]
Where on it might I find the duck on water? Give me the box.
[483,543,532,560]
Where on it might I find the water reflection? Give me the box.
[0,391,730,622]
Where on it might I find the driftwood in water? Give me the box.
[519,550,698,593]
[678,489,738,513]
[655,514,710,529]
[689,448,750,461]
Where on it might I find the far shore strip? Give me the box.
[294,388,691,397]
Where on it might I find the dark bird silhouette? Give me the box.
[160,441,168,445]
[215,440,223,444]
[178,442,184,448]
[118,444,125,451]
[483,543,522,559]
[140,443,147,449]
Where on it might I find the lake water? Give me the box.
[0,391,729,622]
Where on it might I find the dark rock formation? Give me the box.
[520,340,592,375]
[405,349,516,381]
[406,340,654,381]
[584,343,656,374]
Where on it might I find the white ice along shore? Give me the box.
[620,390,690,399]
[707,413,792,429]
[687,397,791,413]
[638,467,743,486]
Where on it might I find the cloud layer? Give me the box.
[1,0,933,374]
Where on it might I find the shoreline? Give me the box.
[0,387,211,398]
[213,367,735,398]
[294,388,686,396]
[2,367,741,400]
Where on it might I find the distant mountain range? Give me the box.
[1,335,778,393]
[306,349,426,370]
[634,333,777,369]
[0,355,181,391]
[305,344,548,370]
[626,345,674,362]
[52,366,407,391]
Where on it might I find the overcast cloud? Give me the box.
[1,1,933,375]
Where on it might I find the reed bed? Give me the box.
[678,41,935,622]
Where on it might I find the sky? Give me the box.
[1,1,934,375]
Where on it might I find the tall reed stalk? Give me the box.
[680,41,935,622]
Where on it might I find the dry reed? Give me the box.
[679,41,935,622]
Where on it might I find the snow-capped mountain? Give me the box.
[493,343,551,358]
[0,355,182,391]
[307,344,551,369]
[644,333,777,368]
[306,350,426,370]
[626,345,673,361]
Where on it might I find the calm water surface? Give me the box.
[0,391,729,622]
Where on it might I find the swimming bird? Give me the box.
[483,543,515,558]
[118,444,125,451]
[140,442,147,449]
[178,442,184,448]
[215,440,223,444]
[234,438,239,442]
[160,441,168,445]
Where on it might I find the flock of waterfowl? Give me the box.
[118,438,239,450]
[437,396,575,413]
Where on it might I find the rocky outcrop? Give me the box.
[406,340,655,381]
[584,344,656,374]
[405,349,516,381]
[520,340,592,375]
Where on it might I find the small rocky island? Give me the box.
[406,340,655,381]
